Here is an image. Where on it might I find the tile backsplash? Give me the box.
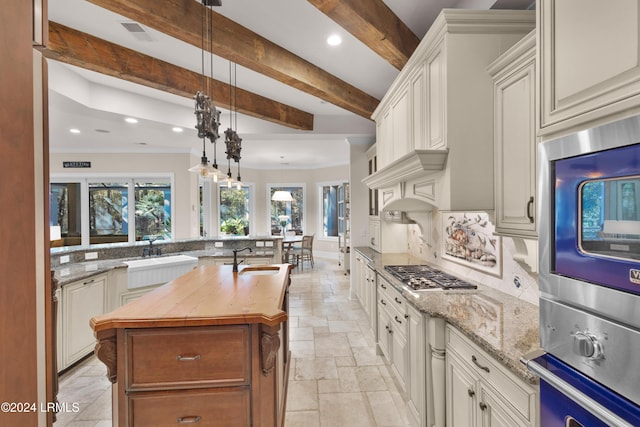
[407,210,539,305]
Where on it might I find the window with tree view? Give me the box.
[270,186,304,236]
[89,182,128,244]
[220,186,250,235]
[135,182,171,240]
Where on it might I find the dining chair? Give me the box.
[294,234,314,270]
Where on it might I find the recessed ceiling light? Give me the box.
[327,34,342,46]
[95,129,110,133]
[125,117,138,124]
[172,127,183,133]
[137,142,148,145]
[69,128,81,134]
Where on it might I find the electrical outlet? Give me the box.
[60,255,70,264]
[85,252,98,260]
[256,241,264,247]
[214,242,223,247]
[265,241,274,247]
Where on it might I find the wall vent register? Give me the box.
[384,265,477,291]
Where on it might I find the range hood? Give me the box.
[362,148,494,213]
[362,149,448,212]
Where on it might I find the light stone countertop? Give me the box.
[355,247,539,384]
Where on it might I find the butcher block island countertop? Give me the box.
[91,264,294,427]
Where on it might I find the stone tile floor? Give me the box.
[54,259,410,426]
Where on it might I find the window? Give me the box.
[50,176,173,247]
[134,182,171,239]
[220,185,250,235]
[269,185,304,236]
[321,184,339,238]
[50,182,82,246]
[89,181,128,244]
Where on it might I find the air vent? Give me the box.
[120,22,154,42]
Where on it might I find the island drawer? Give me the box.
[125,325,251,390]
[128,387,250,427]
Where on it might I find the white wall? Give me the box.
[49,152,349,255]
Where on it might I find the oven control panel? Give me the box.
[540,297,640,406]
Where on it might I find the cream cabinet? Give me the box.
[407,303,426,427]
[61,273,107,369]
[368,10,534,215]
[366,144,379,218]
[538,0,640,138]
[445,325,538,427]
[368,219,381,252]
[377,276,408,392]
[489,31,537,238]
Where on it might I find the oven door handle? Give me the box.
[521,351,634,427]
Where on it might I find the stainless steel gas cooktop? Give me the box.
[384,265,477,291]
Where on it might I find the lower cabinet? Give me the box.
[61,273,107,369]
[445,325,538,427]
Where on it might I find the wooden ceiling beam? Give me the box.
[43,22,314,130]
[307,0,420,70]
[85,0,379,119]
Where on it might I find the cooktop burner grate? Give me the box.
[384,265,477,290]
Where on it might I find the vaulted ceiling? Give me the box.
[46,0,534,169]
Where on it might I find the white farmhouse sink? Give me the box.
[125,255,198,289]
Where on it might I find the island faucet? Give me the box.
[232,247,253,272]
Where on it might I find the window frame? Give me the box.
[317,180,342,242]
[50,173,175,247]
[266,183,306,236]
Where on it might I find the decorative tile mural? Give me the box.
[442,212,501,277]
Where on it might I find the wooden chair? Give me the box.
[294,234,314,270]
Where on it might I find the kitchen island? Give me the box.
[90,263,293,427]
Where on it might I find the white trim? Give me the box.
[317,180,343,240]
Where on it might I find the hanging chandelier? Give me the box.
[224,61,243,190]
[188,0,222,180]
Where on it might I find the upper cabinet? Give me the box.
[489,31,537,238]
[367,10,535,213]
[538,0,640,139]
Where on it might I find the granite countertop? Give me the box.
[53,249,276,286]
[355,246,540,384]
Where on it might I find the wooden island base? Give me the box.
[91,264,293,427]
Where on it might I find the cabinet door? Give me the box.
[478,383,528,427]
[62,275,106,368]
[407,305,425,426]
[377,109,393,169]
[446,351,477,427]
[411,65,426,151]
[366,267,377,332]
[539,0,640,135]
[390,314,408,393]
[426,44,445,149]
[391,87,411,160]
[494,59,537,237]
[377,305,391,361]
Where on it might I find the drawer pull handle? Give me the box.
[177,416,201,423]
[83,279,95,285]
[472,355,490,373]
[380,299,386,305]
[467,388,475,398]
[381,283,387,289]
[394,315,402,324]
[394,297,402,304]
[177,354,201,361]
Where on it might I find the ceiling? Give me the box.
[46,0,535,170]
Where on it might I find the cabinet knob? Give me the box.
[467,389,475,398]
[479,402,487,411]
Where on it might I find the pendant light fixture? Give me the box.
[189,0,222,180]
[224,61,243,190]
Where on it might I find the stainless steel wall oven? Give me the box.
[523,115,640,426]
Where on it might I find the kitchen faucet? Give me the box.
[142,236,162,257]
[232,247,253,272]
